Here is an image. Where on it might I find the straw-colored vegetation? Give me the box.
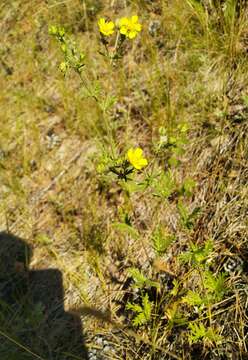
[0,0,248,359]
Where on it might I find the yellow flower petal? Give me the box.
[135,159,147,170]
[127,147,148,170]
[118,15,142,39]
[128,31,137,39]
[120,27,127,35]
[119,17,129,27]
[134,23,142,32]
[98,18,115,36]
[127,148,134,160]
[134,148,143,157]
[108,21,115,29]
[131,15,139,23]
[139,158,148,167]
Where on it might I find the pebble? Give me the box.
[88,334,117,360]
[46,133,61,150]
[148,20,161,36]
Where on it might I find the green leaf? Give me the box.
[242,95,248,107]
[177,200,200,229]
[177,199,189,222]
[126,302,143,313]
[121,181,146,194]
[112,222,139,239]
[152,226,175,255]
[205,327,222,344]
[132,312,147,327]
[142,293,152,322]
[203,271,227,301]
[48,25,58,35]
[35,233,52,245]
[100,95,117,112]
[128,268,147,288]
[166,302,187,329]
[168,136,177,145]
[126,293,153,327]
[188,322,207,343]
[170,279,180,296]
[168,156,180,167]
[153,170,175,199]
[181,178,196,197]
[128,268,160,290]
[182,290,205,307]
[179,239,214,266]
[177,123,189,133]
[188,322,222,344]
[171,146,185,156]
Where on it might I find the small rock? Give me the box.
[95,336,103,346]
[46,133,61,150]
[148,20,161,36]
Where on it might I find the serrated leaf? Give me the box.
[179,239,213,266]
[203,271,227,301]
[128,268,160,290]
[153,170,175,198]
[127,293,153,327]
[188,322,206,343]
[182,290,205,307]
[152,226,175,255]
[132,312,147,326]
[177,199,189,221]
[189,322,222,344]
[128,268,147,288]
[142,293,152,321]
[126,302,143,313]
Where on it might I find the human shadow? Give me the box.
[0,231,88,360]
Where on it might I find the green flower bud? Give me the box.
[79,53,85,61]
[49,25,58,35]
[58,27,65,37]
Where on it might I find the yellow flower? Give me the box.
[119,15,142,39]
[127,148,148,170]
[98,18,115,36]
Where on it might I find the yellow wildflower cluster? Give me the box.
[127,148,148,170]
[119,16,142,39]
[98,15,142,39]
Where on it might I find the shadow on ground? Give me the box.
[0,231,88,360]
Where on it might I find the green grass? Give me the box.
[0,0,248,359]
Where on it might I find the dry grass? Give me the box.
[0,0,248,359]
